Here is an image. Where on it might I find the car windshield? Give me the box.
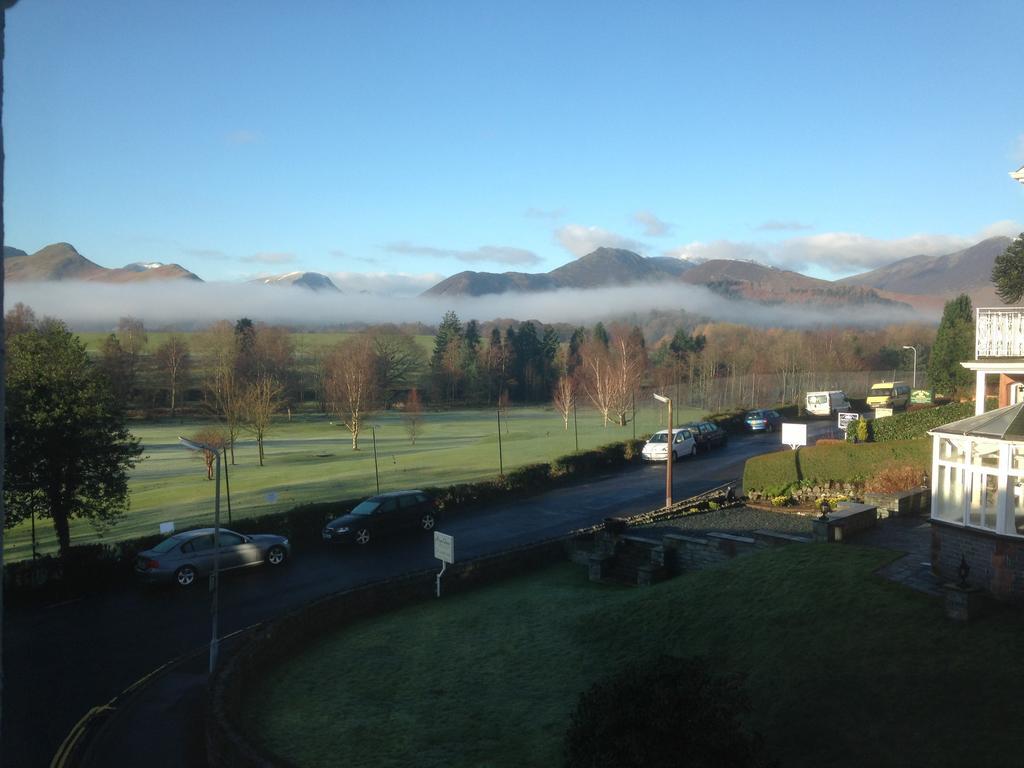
[351,500,381,516]
[872,388,894,396]
[647,433,669,444]
[150,536,186,554]
[747,411,763,419]
[808,395,827,405]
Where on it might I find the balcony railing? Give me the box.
[976,308,1024,358]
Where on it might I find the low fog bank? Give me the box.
[4,280,936,331]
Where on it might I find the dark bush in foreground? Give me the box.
[563,655,772,768]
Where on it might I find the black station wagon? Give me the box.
[322,490,437,546]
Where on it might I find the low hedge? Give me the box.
[847,400,975,443]
[4,437,649,603]
[743,439,932,497]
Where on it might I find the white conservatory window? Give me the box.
[933,436,1021,536]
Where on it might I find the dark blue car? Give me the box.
[744,409,783,432]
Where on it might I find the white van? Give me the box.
[805,390,851,417]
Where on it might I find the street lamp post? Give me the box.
[179,436,222,675]
[653,393,673,508]
[902,345,918,389]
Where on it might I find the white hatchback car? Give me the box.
[641,427,696,461]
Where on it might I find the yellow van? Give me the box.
[866,381,911,410]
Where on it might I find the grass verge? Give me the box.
[243,545,1024,768]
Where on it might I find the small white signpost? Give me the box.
[874,407,893,419]
[159,521,175,535]
[838,412,860,436]
[780,422,807,451]
[434,531,454,597]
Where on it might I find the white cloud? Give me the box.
[3,279,931,331]
[755,219,813,231]
[386,241,540,267]
[664,240,765,264]
[555,224,649,257]
[668,220,1022,277]
[242,252,297,265]
[326,271,443,295]
[634,211,670,237]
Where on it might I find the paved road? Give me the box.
[3,424,830,767]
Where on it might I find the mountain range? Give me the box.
[3,236,1017,309]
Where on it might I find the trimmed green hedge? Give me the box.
[743,439,932,497]
[848,401,975,443]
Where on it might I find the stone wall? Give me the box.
[931,521,1024,601]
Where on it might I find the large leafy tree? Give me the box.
[5,320,142,557]
[928,294,974,397]
[991,234,1024,304]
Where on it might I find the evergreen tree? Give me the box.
[5,321,143,556]
[992,234,1024,304]
[593,321,610,348]
[928,294,974,396]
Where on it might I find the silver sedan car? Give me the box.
[135,527,290,587]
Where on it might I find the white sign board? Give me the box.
[780,422,807,449]
[874,407,893,419]
[159,521,175,534]
[838,412,860,432]
[434,531,454,564]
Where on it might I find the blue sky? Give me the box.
[6,0,1024,294]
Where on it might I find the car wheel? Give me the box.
[266,545,287,567]
[421,513,436,531]
[767,423,774,433]
[175,565,197,588]
[690,444,697,457]
[355,528,371,545]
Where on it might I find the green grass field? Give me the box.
[3,402,705,560]
[242,545,1024,768]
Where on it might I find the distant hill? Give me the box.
[680,259,906,307]
[423,247,904,308]
[423,247,694,296]
[837,236,1013,304]
[4,243,201,283]
[252,272,341,292]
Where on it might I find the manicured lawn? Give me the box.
[3,403,704,560]
[244,545,1024,768]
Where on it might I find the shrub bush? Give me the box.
[870,401,974,442]
[864,465,925,493]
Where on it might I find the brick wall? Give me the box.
[931,521,1024,601]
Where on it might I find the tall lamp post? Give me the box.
[653,393,673,508]
[179,436,222,674]
[902,345,918,389]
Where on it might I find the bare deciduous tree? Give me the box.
[242,375,283,466]
[155,334,192,417]
[552,371,577,431]
[403,387,424,445]
[579,338,615,426]
[325,335,379,450]
[191,427,227,480]
[199,321,244,463]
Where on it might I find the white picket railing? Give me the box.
[976,308,1024,358]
